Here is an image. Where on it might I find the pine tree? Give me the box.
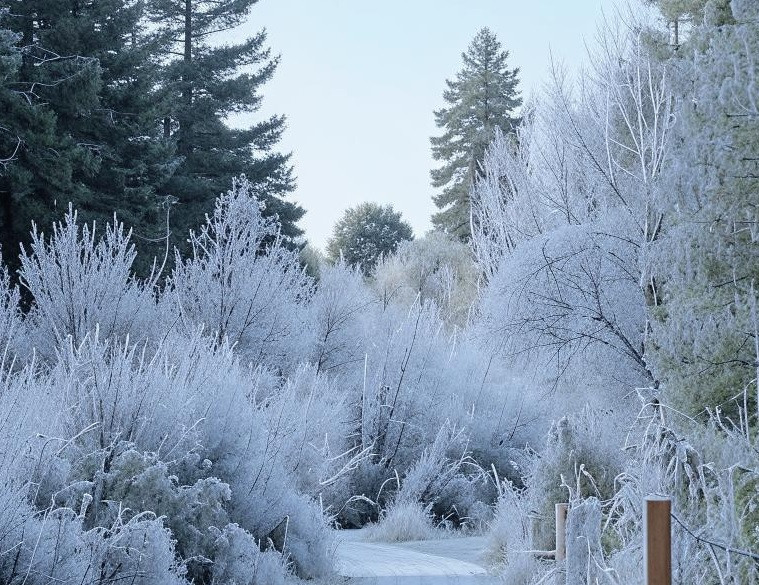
[644,0,711,44]
[150,0,303,256]
[46,0,179,276]
[66,0,178,275]
[430,27,521,241]
[70,2,177,241]
[1,1,177,277]
[0,1,101,275]
[0,12,27,268]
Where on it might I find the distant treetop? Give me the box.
[326,202,413,275]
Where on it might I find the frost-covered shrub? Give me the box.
[0,182,352,583]
[209,524,289,585]
[372,232,479,328]
[89,513,189,585]
[393,423,471,505]
[273,492,334,579]
[349,301,491,523]
[58,446,233,577]
[485,391,759,584]
[0,396,187,585]
[528,409,625,550]
[434,475,494,531]
[19,208,157,363]
[0,260,23,368]
[262,364,368,522]
[485,479,541,583]
[564,497,606,585]
[358,301,449,470]
[388,422,495,528]
[0,506,188,585]
[0,366,65,583]
[306,261,374,377]
[45,330,260,470]
[444,338,546,481]
[358,301,489,478]
[605,398,759,584]
[25,325,331,580]
[366,500,438,543]
[306,282,538,526]
[169,176,312,373]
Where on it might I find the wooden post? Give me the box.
[555,502,568,561]
[644,496,671,585]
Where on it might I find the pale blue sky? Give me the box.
[239,1,619,249]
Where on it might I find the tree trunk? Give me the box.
[178,0,193,156]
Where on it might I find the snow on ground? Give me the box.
[333,529,501,584]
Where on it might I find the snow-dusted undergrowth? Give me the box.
[0,177,531,584]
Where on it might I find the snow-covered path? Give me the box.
[334,530,502,584]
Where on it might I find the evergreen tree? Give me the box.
[0,13,25,259]
[0,1,100,274]
[150,0,303,256]
[644,0,711,44]
[0,1,176,277]
[326,203,413,275]
[65,0,178,274]
[430,27,521,241]
[0,12,21,168]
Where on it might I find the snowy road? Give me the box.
[334,530,502,584]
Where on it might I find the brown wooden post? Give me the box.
[644,496,671,585]
[555,502,568,561]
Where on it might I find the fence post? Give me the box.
[555,502,568,561]
[644,496,671,585]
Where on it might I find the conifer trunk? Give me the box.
[180,0,193,155]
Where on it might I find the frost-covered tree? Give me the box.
[647,0,759,418]
[431,27,521,241]
[472,20,673,391]
[644,0,710,43]
[326,202,413,275]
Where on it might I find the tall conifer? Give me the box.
[71,1,178,255]
[150,0,303,254]
[430,28,521,241]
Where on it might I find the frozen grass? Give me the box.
[364,500,443,543]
